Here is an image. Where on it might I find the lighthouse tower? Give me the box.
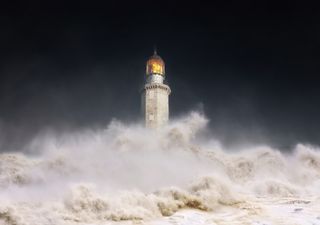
[141,49,171,128]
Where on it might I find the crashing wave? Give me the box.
[0,112,320,224]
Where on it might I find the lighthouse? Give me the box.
[141,49,171,128]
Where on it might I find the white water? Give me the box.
[0,112,319,225]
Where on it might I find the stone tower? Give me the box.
[141,49,171,128]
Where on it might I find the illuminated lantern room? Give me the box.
[146,49,165,76]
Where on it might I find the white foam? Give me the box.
[0,112,319,224]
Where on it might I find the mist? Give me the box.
[0,57,318,153]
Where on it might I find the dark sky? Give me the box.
[0,1,319,151]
